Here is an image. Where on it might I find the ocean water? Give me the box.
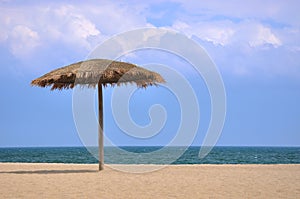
[0,146,299,164]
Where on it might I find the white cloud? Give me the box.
[161,0,299,77]
[49,5,101,50]
[172,20,282,48]
[174,18,298,77]
[0,30,8,42]
[173,21,235,46]
[0,1,299,77]
[237,22,282,48]
[81,3,149,34]
[174,0,300,27]
[0,2,148,60]
[0,5,100,58]
[56,7,101,40]
[9,25,40,58]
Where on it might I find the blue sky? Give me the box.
[0,0,299,147]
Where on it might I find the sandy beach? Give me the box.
[0,163,299,198]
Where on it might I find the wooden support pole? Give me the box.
[98,82,104,171]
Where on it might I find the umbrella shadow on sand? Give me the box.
[0,169,98,174]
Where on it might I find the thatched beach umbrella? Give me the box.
[31,59,165,171]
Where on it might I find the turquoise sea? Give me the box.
[0,147,299,164]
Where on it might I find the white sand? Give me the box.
[0,163,299,198]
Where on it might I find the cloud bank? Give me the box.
[0,0,299,77]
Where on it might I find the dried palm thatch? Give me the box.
[31,59,165,90]
[31,59,165,171]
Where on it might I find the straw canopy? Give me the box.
[31,59,165,90]
[32,59,165,171]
